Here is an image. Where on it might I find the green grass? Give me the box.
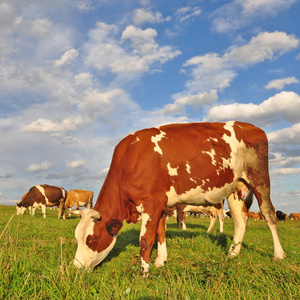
[0,205,299,299]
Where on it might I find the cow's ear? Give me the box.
[106,219,123,235]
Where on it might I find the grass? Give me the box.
[0,204,299,299]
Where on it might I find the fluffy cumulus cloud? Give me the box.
[212,0,296,33]
[27,161,53,172]
[132,8,169,25]
[205,91,300,125]
[21,116,86,133]
[84,22,180,79]
[265,77,299,90]
[268,123,300,145]
[158,90,218,115]
[54,48,79,68]
[182,31,299,94]
[66,159,85,169]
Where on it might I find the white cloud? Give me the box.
[175,6,202,22]
[54,48,79,68]
[66,159,85,169]
[242,0,296,14]
[271,167,300,176]
[84,22,180,78]
[205,91,300,124]
[182,31,299,94]
[158,90,218,115]
[132,8,168,25]
[268,123,300,144]
[21,116,85,133]
[76,0,92,11]
[265,77,299,90]
[26,161,52,172]
[212,0,296,33]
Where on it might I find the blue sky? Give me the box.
[1,0,300,214]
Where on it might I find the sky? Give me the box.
[0,0,300,214]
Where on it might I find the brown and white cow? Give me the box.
[64,189,94,218]
[73,121,285,273]
[16,184,67,218]
[289,213,300,220]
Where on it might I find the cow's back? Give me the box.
[106,121,269,208]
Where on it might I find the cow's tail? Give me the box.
[245,189,254,211]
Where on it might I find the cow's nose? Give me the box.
[73,259,83,269]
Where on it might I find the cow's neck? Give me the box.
[93,172,127,221]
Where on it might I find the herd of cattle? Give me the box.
[16,184,93,219]
[13,122,300,273]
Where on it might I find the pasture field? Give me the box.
[0,205,299,300]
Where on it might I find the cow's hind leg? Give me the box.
[154,213,167,268]
[207,215,217,233]
[227,193,249,257]
[255,189,285,259]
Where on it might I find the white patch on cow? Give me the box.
[181,221,187,230]
[36,185,49,205]
[166,183,232,206]
[154,240,167,268]
[167,163,178,176]
[202,148,216,166]
[141,257,150,273]
[136,203,144,214]
[140,212,151,241]
[74,209,117,271]
[207,137,218,143]
[62,188,66,199]
[185,161,191,174]
[151,130,166,155]
[78,201,86,206]
[132,136,140,144]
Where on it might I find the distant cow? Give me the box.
[165,202,225,232]
[249,211,261,220]
[73,121,285,273]
[183,203,225,232]
[276,210,286,221]
[289,213,300,220]
[16,184,67,218]
[64,189,94,217]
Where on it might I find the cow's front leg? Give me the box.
[154,213,167,268]
[41,204,46,218]
[139,211,161,273]
[227,193,249,256]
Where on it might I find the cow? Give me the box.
[289,213,300,220]
[183,203,225,232]
[16,184,67,218]
[64,189,94,218]
[249,211,261,220]
[73,121,285,273]
[276,210,286,221]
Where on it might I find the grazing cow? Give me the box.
[16,184,67,218]
[73,121,285,273]
[183,203,225,232]
[64,189,94,217]
[249,211,261,220]
[276,210,286,221]
[289,213,300,220]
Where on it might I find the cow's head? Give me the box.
[15,202,27,215]
[74,209,123,271]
